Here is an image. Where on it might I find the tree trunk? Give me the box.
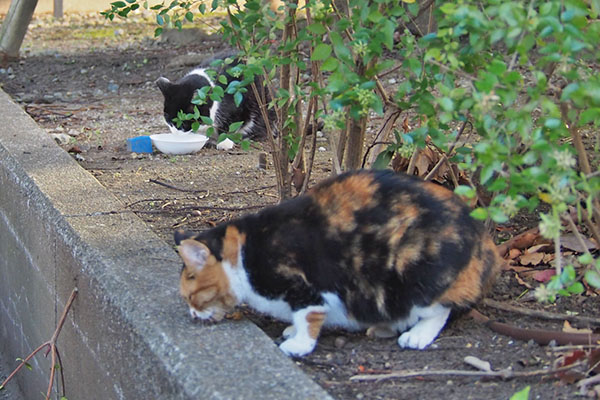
[0,0,39,59]
[344,115,367,170]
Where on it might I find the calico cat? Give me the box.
[174,169,501,357]
[156,56,273,139]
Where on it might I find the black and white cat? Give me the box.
[156,56,273,140]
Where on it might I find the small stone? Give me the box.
[216,138,235,150]
[334,336,347,349]
[388,78,397,84]
[67,129,79,137]
[80,68,88,74]
[316,131,324,138]
[318,146,326,152]
[0,68,6,74]
[356,394,364,400]
[114,28,125,36]
[50,133,72,145]
[257,152,267,169]
[107,82,119,92]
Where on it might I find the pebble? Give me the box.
[107,82,120,92]
[80,68,88,74]
[388,78,397,84]
[50,133,72,145]
[318,146,326,152]
[334,336,347,349]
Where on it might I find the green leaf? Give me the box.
[470,208,488,220]
[191,121,200,132]
[510,386,530,400]
[372,150,393,170]
[229,121,244,133]
[567,282,584,294]
[111,1,127,7]
[321,57,339,72]
[307,23,327,35]
[544,118,561,129]
[578,253,593,265]
[454,185,476,198]
[200,116,213,125]
[234,92,243,107]
[585,268,600,288]
[329,31,352,63]
[185,11,194,22]
[312,44,332,61]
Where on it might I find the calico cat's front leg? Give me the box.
[279,306,326,357]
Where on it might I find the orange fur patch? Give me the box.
[393,241,423,274]
[311,174,378,231]
[306,311,326,340]
[438,236,501,306]
[223,225,246,266]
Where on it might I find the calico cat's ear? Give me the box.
[178,239,210,272]
[155,77,172,95]
[174,229,196,245]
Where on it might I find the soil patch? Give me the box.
[1,12,598,399]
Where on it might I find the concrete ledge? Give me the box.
[0,88,331,399]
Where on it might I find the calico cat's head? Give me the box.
[174,227,244,322]
[156,69,215,133]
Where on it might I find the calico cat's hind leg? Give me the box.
[279,306,326,357]
[396,303,451,350]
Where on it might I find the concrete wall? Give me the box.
[0,88,331,399]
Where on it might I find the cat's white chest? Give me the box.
[222,261,294,322]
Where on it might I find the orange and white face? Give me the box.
[178,239,238,322]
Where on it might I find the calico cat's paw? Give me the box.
[397,304,451,349]
[279,337,316,357]
[282,325,297,339]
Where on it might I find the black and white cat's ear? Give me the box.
[178,239,210,272]
[155,77,172,95]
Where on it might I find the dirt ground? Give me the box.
[1,12,599,400]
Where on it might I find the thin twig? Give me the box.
[149,179,209,194]
[482,298,600,326]
[1,289,78,400]
[350,360,586,382]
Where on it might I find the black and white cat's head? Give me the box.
[156,68,218,133]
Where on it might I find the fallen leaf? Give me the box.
[507,248,521,260]
[520,252,545,266]
[526,244,551,254]
[512,230,541,250]
[543,253,556,264]
[562,321,592,334]
[533,269,556,283]
[562,233,597,253]
[514,272,533,289]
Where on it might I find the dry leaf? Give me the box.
[533,269,556,283]
[514,272,533,289]
[562,320,593,334]
[520,252,545,266]
[562,233,598,253]
[507,248,521,260]
[527,244,550,254]
[543,253,556,264]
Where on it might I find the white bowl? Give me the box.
[150,133,209,155]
